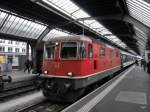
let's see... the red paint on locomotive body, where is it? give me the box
[42,36,121,78]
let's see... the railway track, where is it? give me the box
[17,101,69,112]
[0,85,36,99]
[0,77,39,100]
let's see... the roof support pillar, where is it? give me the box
[30,43,36,70]
[30,41,44,73]
[26,27,51,73]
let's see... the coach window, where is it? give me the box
[100,48,105,56]
[122,55,126,62]
[88,44,93,58]
[79,42,86,58]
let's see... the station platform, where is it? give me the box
[1,70,39,92]
[7,70,38,83]
[62,65,150,112]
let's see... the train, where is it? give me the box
[40,35,137,102]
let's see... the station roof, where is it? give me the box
[0,0,150,55]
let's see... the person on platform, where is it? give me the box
[135,60,138,66]
[141,59,147,71]
[24,59,30,73]
[141,59,144,67]
[29,60,33,73]
[147,60,150,75]
[143,59,147,71]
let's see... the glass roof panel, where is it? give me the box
[126,0,150,28]
[43,29,72,41]
[43,0,73,17]
[47,0,79,14]
[60,1,73,9]
[128,7,150,25]
[84,20,96,25]
[33,25,46,39]
[0,12,8,27]
[107,37,120,42]
[90,22,103,29]
[96,28,106,32]
[138,42,145,48]
[0,15,13,33]
[16,20,29,36]
[0,9,47,39]
[25,22,36,38]
[55,0,67,6]
[134,26,147,38]
[10,18,23,35]
[31,23,42,38]
[72,10,90,19]
[29,24,41,38]
[101,30,112,35]
[106,35,117,39]
[113,40,121,43]
[22,21,33,37]
[41,0,127,48]
[128,2,150,18]
[129,9,150,22]
[105,35,126,47]
[6,17,20,34]
[63,5,79,14]
[135,30,147,41]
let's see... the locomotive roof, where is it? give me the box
[121,50,136,57]
[47,35,92,43]
[46,35,116,49]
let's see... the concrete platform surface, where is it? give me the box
[7,70,38,82]
[62,66,150,112]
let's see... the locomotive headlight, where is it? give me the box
[67,72,73,77]
[55,42,59,46]
[44,70,48,74]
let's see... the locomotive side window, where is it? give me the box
[100,48,105,56]
[88,44,93,58]
[110,50,113,58]
[116,51,119,57]
[61,42,77,59]
[45,42,55,59]
[79,42,86,58]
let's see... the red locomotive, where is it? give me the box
[40,35,134,102]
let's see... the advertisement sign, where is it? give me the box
[12,56,19,66]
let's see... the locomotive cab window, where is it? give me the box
[88,44,93,58]
[45,42,55,59]
[61,42,77,59]
[79,42,86,58]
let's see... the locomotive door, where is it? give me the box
[110,50,113,68]
[88,44,95,71]
[100,47,106,70]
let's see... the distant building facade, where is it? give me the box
[0,39,31,69]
